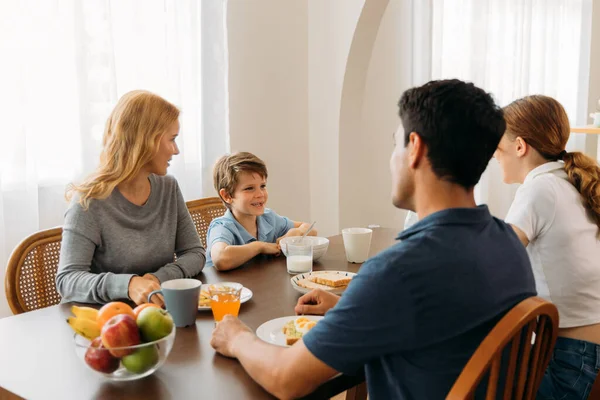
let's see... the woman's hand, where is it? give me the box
[128,276,164,307]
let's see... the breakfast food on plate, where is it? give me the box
[295,279,338,291]
[296,272,354,291]
[308,272,352,288]
[199,288,211,307]
[282,317,318,345]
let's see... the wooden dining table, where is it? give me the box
[0,228,398,400]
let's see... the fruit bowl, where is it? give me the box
[73,325,176,381]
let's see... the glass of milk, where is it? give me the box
[285,240,313,275]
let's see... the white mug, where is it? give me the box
[590,112,600,128]
[342,228,373,263]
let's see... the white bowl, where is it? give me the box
[280,236,329,261]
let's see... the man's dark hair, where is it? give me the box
[398,79,505,188]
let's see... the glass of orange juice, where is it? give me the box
[209,282,243,322]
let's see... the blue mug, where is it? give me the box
[148,279,202,327]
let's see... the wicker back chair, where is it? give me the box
[446,297,559,400]
[185,197,227,246]
[5,227,63,315]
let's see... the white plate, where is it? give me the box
[256,315,324,347]
[198,284,253,311]
[290,271,357,295]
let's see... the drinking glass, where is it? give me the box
[209,282,243,322]
[285,240,313,274]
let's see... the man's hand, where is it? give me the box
[294,289,340,316]
[260,242,281,256]
[128,276,164,307]
[211,315,254,358]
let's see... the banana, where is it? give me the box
[70,305,99,322]
[67,316,101,340]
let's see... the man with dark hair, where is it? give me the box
[210,79,536,399]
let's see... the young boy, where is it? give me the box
[206,152,316,270]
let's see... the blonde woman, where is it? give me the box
[56,91,206,306]
[495,95,600,400]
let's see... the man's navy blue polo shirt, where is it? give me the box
[303,205,536,399]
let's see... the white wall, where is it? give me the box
[307,0,364,237]
[586,0,600,160]
[227,0,311,222]
[346,0,411,230]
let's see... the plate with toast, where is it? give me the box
[256,315,324,347]
[198,284,253,310]
[290,270,356,295]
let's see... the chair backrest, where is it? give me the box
[185,197,227,246]
[446,296,559,400]
[589,374,600,399]
[5,227,63,315]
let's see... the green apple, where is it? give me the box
[121,345,159,374]
[136,307,174,342]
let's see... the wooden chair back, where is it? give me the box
[446,296,559,400]
[185,197,227,246]
[589,374,600,399]
[5,227,63,315]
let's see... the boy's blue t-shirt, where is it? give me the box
[205,208,294,267]
[302,205,536,400]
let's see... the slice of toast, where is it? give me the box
[282,320,303,345]
[282,318,318,346]
[296,278,348,291]
[308,272,353,288]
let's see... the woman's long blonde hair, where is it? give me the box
[68,90,180,209]
[503,95,600,232]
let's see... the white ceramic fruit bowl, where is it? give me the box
[280,236,329,261]
[73,327,176,381]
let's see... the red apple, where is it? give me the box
[101,314,141,357]
[84,337,120,374]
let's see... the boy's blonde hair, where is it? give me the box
[67,90,180,209]
[213,152,268,208]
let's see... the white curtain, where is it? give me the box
[429,0,593,218]
[0,0,229,317]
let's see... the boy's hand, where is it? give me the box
[260,242,281,256]
[276,228,302,244]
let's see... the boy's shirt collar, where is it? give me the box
[223,209,274,243]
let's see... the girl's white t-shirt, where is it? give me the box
[505,161,600,328]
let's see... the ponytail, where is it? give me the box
[563,151,600,233]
